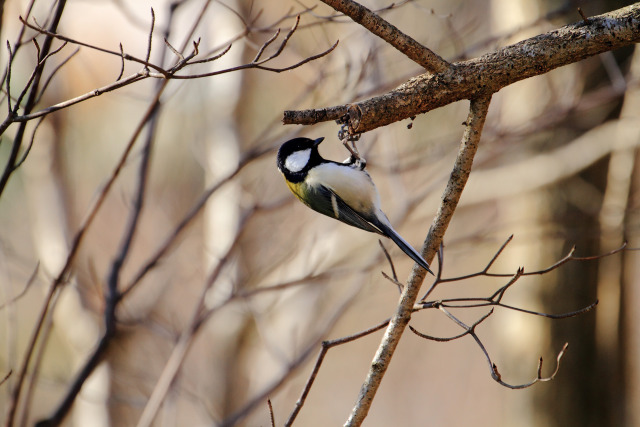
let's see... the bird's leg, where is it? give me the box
[337,117,365,169]
[350,140,366,170]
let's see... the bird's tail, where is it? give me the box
[376,221,434,275]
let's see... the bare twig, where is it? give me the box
[0,370,11,387]
[268,399,276,427]
[12,16,336,122]
[285,320,390,426]
[320,0,449,73]
[144,8,154,68]
[410,308,494,342]
[5,42,13,115]
[252,29,281,63]
[119,147,271,298]
[578,7,589,23]
[421,238,629,302]
[435,305,568,389]
[468,312,568,387]
[14,72,148,122]
[0,263,38,310]
[181,274,359,427]
[35,46,78,105]
[378,240,402,292]
[171,40,338,78]
[14,117,44,168]
[117,43,125,80]
[18,17,170,77]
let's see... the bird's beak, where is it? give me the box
[313,137,325,146]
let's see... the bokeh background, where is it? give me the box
[0,0,638,425]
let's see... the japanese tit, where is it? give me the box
[277,137,433,274]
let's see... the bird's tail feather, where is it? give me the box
[376,222,434,275]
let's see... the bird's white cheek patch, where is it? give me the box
[285,149,311,172]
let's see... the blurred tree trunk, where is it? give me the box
[540,27,637,427]
[22,114,109,425]
[618,44,640,427]
[201,0,252,420]
[490,0,555,425]
[623,138,640,427]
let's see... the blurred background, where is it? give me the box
[0,0,638,425]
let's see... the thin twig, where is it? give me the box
[422,240,629,299]
[0,370,11,386]
[119,147,271,298]
[284,320,389,426]
[0,263,39,310]
[117,43,125,81]
[320,0,449,73]
[252,29,280,63]
[14,117,45,168]
[379,240,402,292]
[144,8,155,68]
[268,399,275,427]
[19,16,170,77]
[35,45,77,105]
[436,305,568,389]
[13,21,336,122]
[409,308,494,342]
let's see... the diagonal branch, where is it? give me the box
[344,95,491,426]
[320,0,449,73]
[283,3,640,133]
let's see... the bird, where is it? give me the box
[277,136,433,275]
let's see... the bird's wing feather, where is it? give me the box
[370,218,433,274]
[303,184,384,235]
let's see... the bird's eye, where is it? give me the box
[285,148,311,172]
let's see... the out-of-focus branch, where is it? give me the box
[13,15,337,123]
[0,263,38,310]
[0,370,11,387]
[32,80,169,427]
[285,320,390,427]
[135,214,248,427]
[28,5,180,425]
[320,0,449,73]
[345,95,491,426]
[283,4,640,133]
[219,280,364,427]
[0,0,67,200]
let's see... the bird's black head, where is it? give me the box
[277,137,325,183]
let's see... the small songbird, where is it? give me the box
[277,137,433,274]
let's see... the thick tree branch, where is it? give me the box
[320,0,449,73]
[345,96,491,426]
[283,4,640,133]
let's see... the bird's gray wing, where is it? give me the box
[303,184,384,235]
[303,183,434,274]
